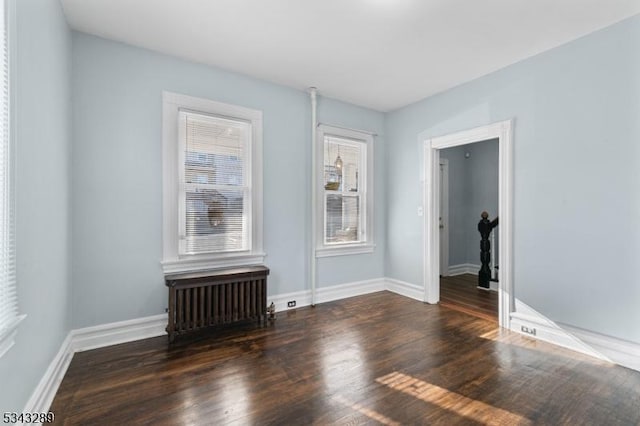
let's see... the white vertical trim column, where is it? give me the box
[422,143,440,303]
[497,120,514,328]
[309,87,318,306]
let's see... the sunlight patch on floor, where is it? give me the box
[376,371,531,425]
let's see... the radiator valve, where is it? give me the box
[268,302,276,321]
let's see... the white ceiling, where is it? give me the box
[61,0,640,112]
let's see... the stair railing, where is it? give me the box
[477,211,498,289]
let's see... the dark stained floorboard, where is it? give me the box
[50,291,640,425]
[440,273,498,322]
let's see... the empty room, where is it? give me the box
[1,0,640,424]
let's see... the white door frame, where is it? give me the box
[422,120,514,328]
[439,159,449,277]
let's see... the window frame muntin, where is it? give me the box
[0,0,23,360]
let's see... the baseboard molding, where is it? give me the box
[447,263,480,276]
[448,264,497,291]
[269,289,311,312]
[510,312,607,361]
[385,278,423,301]
[558,323,640,372]
[509,300,640,371]
[23,333,74,414]
[477,282,499,292]
[269,278,386,312]
[71,314,167,353]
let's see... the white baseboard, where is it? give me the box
[269,278,386,312]
[447,263,480,276]
[448,264,497,291]
[317,278,386,303]
[385,278,423,301]
[269,289,311,312]
[509,299,640,371]
[23,333,74,414]
[477,282,499,292]
[558,323,640,372]
[71,314,166,353]
[510,313,607,361]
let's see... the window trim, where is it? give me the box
[315,124,374,258]
[161,92,264,274]
[0,0,23,360]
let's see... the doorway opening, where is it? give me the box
[422,120,513,328]
[438,140,499,322]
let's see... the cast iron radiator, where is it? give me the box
[164,266,270,342]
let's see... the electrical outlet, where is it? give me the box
[287,300,296,308]
[521,325,537,336]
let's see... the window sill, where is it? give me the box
[316,244,375,258]
[161,252,266,275]
[0,314,26,359]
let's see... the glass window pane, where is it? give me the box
[184,189,246,253]
[184,112,247,186]
[324,137,361,192]
[325,194,360,244]
[185,152,243,186]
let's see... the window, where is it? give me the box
[316,125,374,257]
[162,92,264,273]
[0,0,21,359]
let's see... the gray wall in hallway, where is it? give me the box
[440,139,498,268]
[439,146,466,266]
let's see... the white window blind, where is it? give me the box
[178,111,251,255]
[0,0,19,358]
[323,136,365,245]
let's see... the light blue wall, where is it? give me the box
[71,33,386,328]
[386,14,640,343]
[0,0,72,412]
[316,98,386,286]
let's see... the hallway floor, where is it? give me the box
[440,273,498,322]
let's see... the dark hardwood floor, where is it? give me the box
[440,274,498,322]
[50,291,640,425]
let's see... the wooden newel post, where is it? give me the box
[478,211,498,289]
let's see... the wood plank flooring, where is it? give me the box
[440,274,498,322]
[50,291,640,425]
